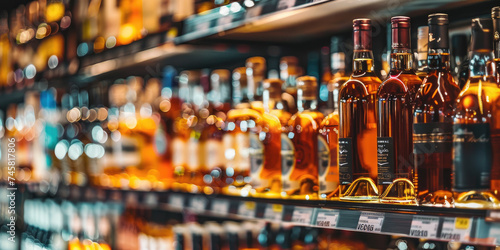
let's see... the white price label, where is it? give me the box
[440,217,472,241]
[291,207,313,225]
[277,0,296,10]
[190,197,207,212]
[316,209,340,228]
[410,216,439,238]
[211,199,230,215]
[217,15,233,27]
[264,204,283,221]
[245,6,262,19]
[195,22,210,33]
[144,193,158,206]
[357,212,384,232]
[169,194,184,209]
[238,202,256,218]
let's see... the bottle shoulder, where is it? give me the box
[289,110,324,129]
[320,112,339,127]
[414,71,461,105]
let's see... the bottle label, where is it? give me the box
[171,138,186,167]
[453,123,492,191]
[281,133,296,191]
[186,138,200,171]
[318,135,337,193]
[249,133,266,188]
[115,132,141,169]
[339,138,353,184]
[413,122,453,155]
[204,139,224,170]
[154,127,167,156]
[377,137,395,185]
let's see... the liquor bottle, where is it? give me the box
[377,16,421,204]
[493,7,500,84]
[453,18,500,208]
[246,56,267,113]
[416,26,429,80]
[339,19,381,201]
[285,76,324,198]
[320,36,349,116]
[280,56,302,114]
[318,104,340,199]
[413,13,460,206]
[451,34,469,89]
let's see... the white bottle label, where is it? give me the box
[249,133,266,188]
[186,138,200,171]
[171,138,186,167]
[281,133,296,192]
[204,139,224,170]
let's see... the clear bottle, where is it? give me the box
[339,19,381,201]
[246,56,267,113]
[416,26,429,80]
[377,16,421,204]
[321,36,349,116]
[413,14,460,206]
[285,76,324,199]
[453,18,500,208]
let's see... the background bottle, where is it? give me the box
[280,56,301,114]
[453,18,500,208]
[285,76,324,198]
[413,13,460,206]
[451,34,469,89]
[416,26,429,80]
[377,16,421,204]
[339,19,381,201]
[492,6,500,84]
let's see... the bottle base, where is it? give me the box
[339,177,380,202]
[419,190,454,207]
[379,178,417,205]
[454,190,500,209]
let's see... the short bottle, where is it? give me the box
[413,14,461,206]
[453,18,500,208]
[285,76,324,199]
[377,16,422,204]
[339,19,381,201]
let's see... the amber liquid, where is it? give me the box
[199,115,226,194]
[339,59,381,194]
[318,112,339,198]
[377,70,421,189]
[413,54,461,203]
[287,107,324,197]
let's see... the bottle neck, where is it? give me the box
[428,49,451,71]
[297,94,317,112]
[353,50,375,73]
[390,48,413,71]
[469,50,496,78]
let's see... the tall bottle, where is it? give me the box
[377,16,421,204]
[246,57,266,113]
[413,14,460,206]
[339,19,381,201]
[451,34,469,89]
[416,26,429,80]
[280,56,301,114]
[453,18,500,208]
[285,76,324,198]
[493,7,500,84]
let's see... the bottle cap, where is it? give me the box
[246,57,266,76]
[471,18,493,51]
[353,18,372,50]
[428,13,449,50]
[263,79,284,99]
[391,16,411,49]
[492,6,500,19]
[296,76,317,100]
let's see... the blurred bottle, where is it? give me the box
[285,76,324,198]
[451,34,469,89]
[0,13,11,88]
[280,56,302,114]
[492,6,500,84]
[118,0,143,45]
[416,26,429,80]
[246,56,267,112]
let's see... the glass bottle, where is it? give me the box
[413,14,460,206]
[453,18,500,208]
[280,56,302,114]
[321,36,349,116]
[377,16,422,204]
[339,19,381,201]
[451,34,469,89]
[285,76,324,199]
[416,26,429,80]
[246,56,267,113]
[493,7,500,84]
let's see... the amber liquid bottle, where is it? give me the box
[493,7,500,86]
[339,19,381,201]
[413,14,461,206]
[246,56,267,113]
[285,76,324,199]
[453,18,500,208]
[416,26,429,80]
[280,56,302,114]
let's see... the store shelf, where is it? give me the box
[17,182,500,246]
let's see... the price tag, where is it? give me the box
[264,204,283,221]
[189,197,207,212]
[169,194,184,209]
[277,0,296,10]
[195,22,210,34]
[316,209,340,228]
[217,15,233,27]
[291,207,313,225]
[144,193,158,207]
[238,201,256,218]
[440,217,472,241]
[357,212,384,233]
[211,199,230,215]
[409,216,439,238]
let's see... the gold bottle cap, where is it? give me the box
[296,76,317,100]
[263,78,284,99]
